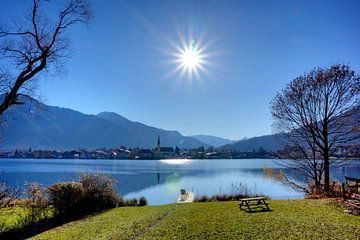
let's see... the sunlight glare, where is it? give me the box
[180,44,201,71]
[160,159,192,165]
[173,39,207,80]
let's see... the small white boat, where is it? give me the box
[176,189,194,203]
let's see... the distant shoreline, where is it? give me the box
[0,157,359,161]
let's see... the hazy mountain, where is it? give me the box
[221,134,283,152]
[191,135,236,148]
[96,111,208,149]
[222,106,360,152]
[0,98,207,150]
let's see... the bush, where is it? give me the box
[25,183,49,222]
[124,198,138,206]
[47,174,122,220]
[195,195,209,202]
[306,180,346,199]
[215,194,230,201]
[194,193,258,202]
[138,196,147,206]
[14,183,50,230]
[47,182,84,220]
[80,173,121,212]
[0,178,19,207]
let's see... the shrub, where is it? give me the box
[0,179,19,207]
[307,180,346,199]
[14,183,50,230]
[47,182,84,220]
[80,173,121,212]
[194,193,260,202]
[124,198,138,206]
[215,194,230,201]
[195,195,209,202]
[25,183,49,223]
[47,174,122,219]
[138,196,147,206]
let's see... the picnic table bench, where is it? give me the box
[239,197,270,212]
[347,201,360,210]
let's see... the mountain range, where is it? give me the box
[220,134,283,152]
[3,97,356,151]
[0,95,283,151]
[221,105,360,152]
[190,135,237,148]
[0,98,208,150]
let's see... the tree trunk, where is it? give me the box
[323,152,330,193]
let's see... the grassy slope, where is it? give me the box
[30,204,174,240]
[143,200,360,240]
[31,200,359,240]
[0,207,29,232]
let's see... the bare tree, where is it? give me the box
[0,175,19,207]
[276,138,325,192]
[0,0,93,116]
[271,64,360,193]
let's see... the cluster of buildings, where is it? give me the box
[2,139,358,160]
[275,143,360,160]
[0,136,275,160]
[333,144,360,159]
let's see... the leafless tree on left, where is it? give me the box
[0,0,93,116]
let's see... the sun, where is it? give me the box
[179,44,202,71]
[173,40,206,80]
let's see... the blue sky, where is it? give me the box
[1,0,360,140]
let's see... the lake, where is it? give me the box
[1,158,360,205]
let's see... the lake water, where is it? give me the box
[1,158,360,205]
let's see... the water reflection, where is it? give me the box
[159,159,193,165]
[0,158,359,205]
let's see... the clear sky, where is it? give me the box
[1,0,360,140]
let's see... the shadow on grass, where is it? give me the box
[0,211,105,240]
[239,205,273,213]
[0,217,60,240]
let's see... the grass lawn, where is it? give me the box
[0,207,30,232]
[22,200,360,239]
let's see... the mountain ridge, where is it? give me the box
[0,98,208,150]
[220,134,283,152]
[190,135,236,148]
[222,106,360,152]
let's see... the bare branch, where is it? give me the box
[271,64,360,193]
[0,0,93,116]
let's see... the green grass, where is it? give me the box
[30,204,175,240]
[143,200,360,240]
[0,207,29,231]
[21,200,360,239]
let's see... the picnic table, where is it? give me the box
[345,176,360,194]
[343,176,360,213]
[239,197,270,212]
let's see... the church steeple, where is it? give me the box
[156,136,161,157]
[157,135,160,148]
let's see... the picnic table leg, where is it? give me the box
[239,201,243,210]
[262,200,270,211]
[245,201,252,212]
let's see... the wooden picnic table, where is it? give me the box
[345,176,360,194]
[239,197,270,212]
[343,176,360,213]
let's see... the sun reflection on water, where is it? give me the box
[159,159,193,165]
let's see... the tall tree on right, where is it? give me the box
[271,64,360,193]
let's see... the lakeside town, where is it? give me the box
[1,136,360,160]
[0,146,274,159]
[0,136,275,160]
